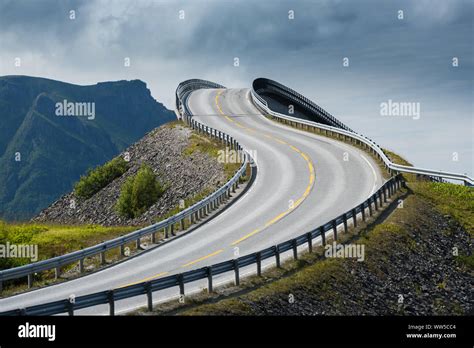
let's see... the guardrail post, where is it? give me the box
[180,219,185,231]
[170,224,175,236]
[120,244,125,257]
[178,274,185,296]
[79,259,84,273]
[256,253,262,276]
[67,300,74,316]
[343,214,348,233]
[383,188,387,203]
[368,198,373,216]
[233,260,240,286]
[332,220,338,241]
[164,226,169,238]
[27,274,33,288]
[0,280,2,292]
[361,203,366,222]
[292,239,298,260]
[374,194,379,211]
[275,246,281,268]
[100,251,106,265]
[207,267,213,293]
[306,232,313,253]
[320,226,326,246]
[108,290,115,316]
[151,231,156,243]
[146,282,153,311]
[352,209,357,227]
[55,267,60,280]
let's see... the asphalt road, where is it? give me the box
[0,88,384,315]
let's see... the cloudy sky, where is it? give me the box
[0,0,472,176]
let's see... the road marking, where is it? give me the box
[214,90,316,246]
[181,249,224,267]
[231,228,261,246]
[117,271,169,288]
[360,154,377,195]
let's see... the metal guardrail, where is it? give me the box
[250,79,473,186]
[175,79,225,116]
[0,78,407,316]
[0,81,248,291]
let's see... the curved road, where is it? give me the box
[0,88,384,315]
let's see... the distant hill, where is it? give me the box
[0,75,175,221]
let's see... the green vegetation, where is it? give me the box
[183,133,243,180]
[0,220,135,270]
[116,164,165,219]
[74,157,129,199]
[410,181,474,235]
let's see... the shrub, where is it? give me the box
[116,164,164,219]
[74,157,129,199]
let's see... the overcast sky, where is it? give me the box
[0,0,472,175]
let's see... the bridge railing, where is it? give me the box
[253,78,353,131]
[250,82,473,186]
[0,80,248,291]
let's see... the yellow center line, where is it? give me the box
[231,229,261,246]
[214,90,316,246]
[117,271,169,289]
[181,249,224,267]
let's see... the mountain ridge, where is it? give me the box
[0,75,175,220]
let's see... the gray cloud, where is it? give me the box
[0,0,472,175]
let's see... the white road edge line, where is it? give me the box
[360,154,377,196]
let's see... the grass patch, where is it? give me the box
[409,181,474,235]
[183,133,243,180]
[0,221,135,269]
[183,133,221,158]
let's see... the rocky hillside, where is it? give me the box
[0,75,175,221]
[33,123,227,226]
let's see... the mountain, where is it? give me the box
[0,75,175,221]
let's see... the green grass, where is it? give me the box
[0,221,135,268]
[383,148,417,182]
[183,133,243,180]
[409,181,474,235]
